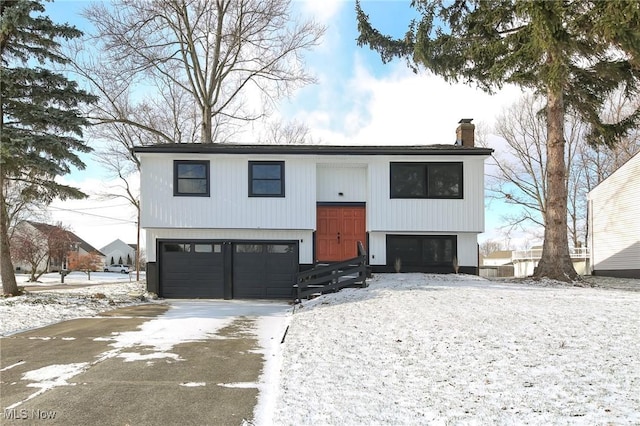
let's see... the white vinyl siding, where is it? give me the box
[588,153,640,272]
[368,157,486,232]
[140,154,315,230]
[139,150,489,270]
[316,164,367,202]
[140,153,486,233]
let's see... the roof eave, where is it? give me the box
[132,143,494,156]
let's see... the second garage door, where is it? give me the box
[159,240,298,299]
[233,242,298,298]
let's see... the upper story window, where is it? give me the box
[390,162,463,199]
[174,160,210,196]
[249,161,284,197]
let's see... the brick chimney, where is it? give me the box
[455,118,475,147]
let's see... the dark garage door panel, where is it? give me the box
[160,245,224,298]
[160,241,298,299]
[233,243,297,299]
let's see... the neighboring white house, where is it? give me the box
[479,250,514,278]
[11,221,104,273]
[480,247,590,278]
[481,250,513,267]
[100,239,137,267]
[588,152,640,278]
[511,246,590,278]
[134,120,493,299]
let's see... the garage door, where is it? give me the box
[233,243,298,299]
[160,242,224,298]
[159,240,298,299]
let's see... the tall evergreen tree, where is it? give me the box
[1,0,97,295]
[356,0,640,281]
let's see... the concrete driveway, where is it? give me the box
[1,301,291,425]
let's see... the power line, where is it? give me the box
[48,206,137,224]
[53,203,132,211]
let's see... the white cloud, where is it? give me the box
[298,0,345,24]
[295,58,523,146]
[282,55,528,241]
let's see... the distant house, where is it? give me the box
[588,152,640,278]
[481,250,512,267]
[134,120,495,299]
[100,239,137,267]
[11,221,105,273]
[479,250,514,278]
[511,245,590,278]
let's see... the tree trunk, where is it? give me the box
[135,207,140,282]
[202,105,212,144]
[534,88,579,281]
[0,174,20,295]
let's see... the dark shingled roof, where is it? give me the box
[133,143,493,156]
[27,221,104,256]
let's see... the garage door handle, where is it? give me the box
[337,232,341,243]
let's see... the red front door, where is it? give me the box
[316,206,366,262]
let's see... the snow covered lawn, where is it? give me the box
[2,272,639,424]
[0,272,150,336]
[271,274,640,425]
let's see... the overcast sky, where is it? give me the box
[44,0,530,251]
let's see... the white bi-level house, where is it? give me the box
[134,120,493,299]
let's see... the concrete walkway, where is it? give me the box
[1,303,286,425]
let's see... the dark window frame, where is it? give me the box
[174,160,210,197]
[248,161,285,197]
[390,162,463,199]
[386,235,458,268]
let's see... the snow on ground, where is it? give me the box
[95,300,291,364]
[0,272,150,336]
[2,272,639,424]
[12,271,143,287]
[269,274,640,425]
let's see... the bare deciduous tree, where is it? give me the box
[62,0,323,280]
[2,180,47,240]
[10,225,49,282]
[479,240,505,257]
[486,93,640,249]
[488,95,551,232]
[580,92,640,191]
[93,140,142,279]
[259,119,316,145]
[82,0,325,144]
[10,222,75,282]
[488,94,587,246]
